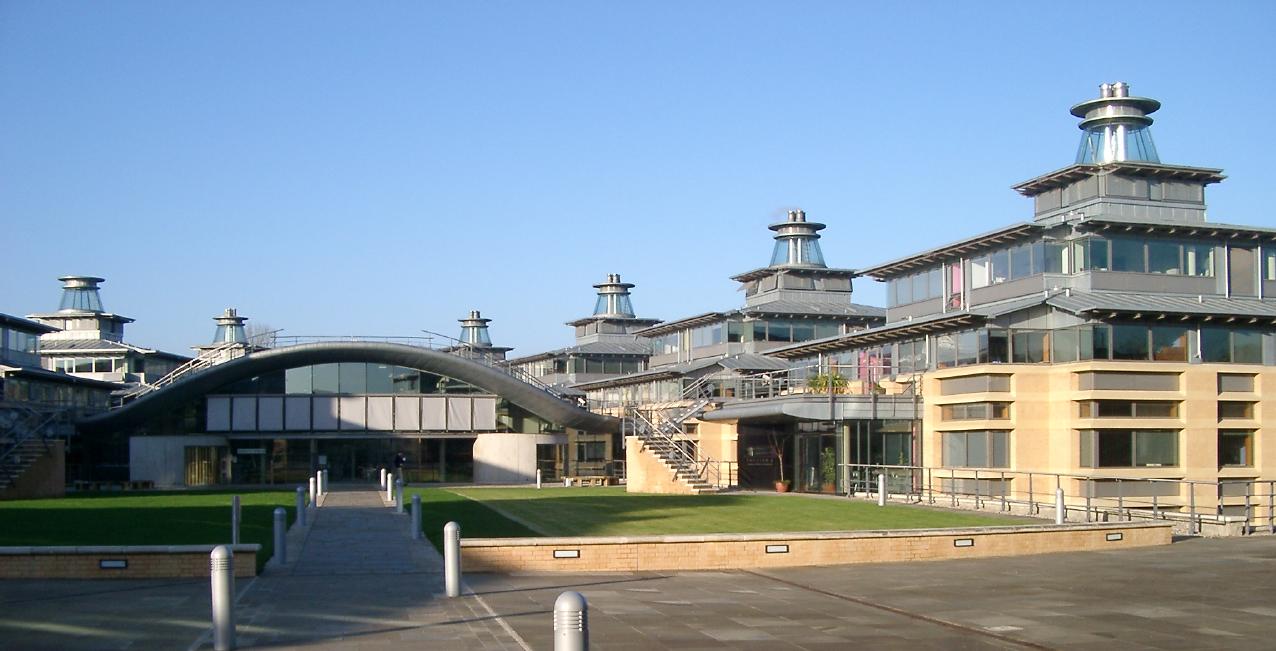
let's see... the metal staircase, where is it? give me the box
[115,342,247,404]
[0,405,64,492]
[624,375,727,493]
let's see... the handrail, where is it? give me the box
[0,405,61,469]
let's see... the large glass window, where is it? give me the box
[982,329,1009,363]
[956,330,979,367]
[1265,249,1276,281]
[1186,243,1216,277]
[1219,430,1253,467]
[1052,327,1078,362]
[1111,325,1149,360]
[367,364,394,393]
[339,362,367,394]
[942,431,1009,468]
[941,402,1010,420]
[312,364,339,393]
[1078,400,1179,418]
[1011,331,1046,363]
[1110,238,1145,272]
[971,257,991,289]
[285,366,312,394]
[935,334,957,369]
[1150,326,1188,361]
[1081,429,1178,467]
[989,250,1010,284]
[1147,241,1182,274]
[1201,328,1265,363]
[1009,244,1032,280]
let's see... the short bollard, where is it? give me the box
[1055,488,1066,524]
[380,467,387,490]
[444,521,461,598]
[536,468,543,490]
[385,473,394,502]
[877,473,886,507]
[564,477,571,488]
[411,494,422,540]
[309,477,317,507]
[273,507,287,565]
[210,545,236,651]
[315,471,323,498]
[321,469,329,494]
[295,487,307,527]
[553,591,588,651]
[395,477,405,514]
[230,495,241,545]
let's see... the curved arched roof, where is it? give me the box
[78,342,621,434]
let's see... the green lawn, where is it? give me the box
[0,490,297,570]
[410,486,1032,547]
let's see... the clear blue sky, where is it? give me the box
[3,2,1274,356]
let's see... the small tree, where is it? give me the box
[807,373,848,393]
[767,432,788,486]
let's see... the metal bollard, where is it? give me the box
[553,591,589,651]
[537,468,543,490]
[444,521,461,598]
[273,507,287,566]
[315,470,323,498]
[395,477,405,514]
[309,477,317,507]
[231,495,241,545]
[296,487,307,527]
[322,469,329,494]
[1055,488,1066,524]
[380,467,387,490]
[877,473,886,507]
[411,494,422,540]
[564,477,571,488]
[386,472,394,502]
[210,545,236,651]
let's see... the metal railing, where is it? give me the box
[0,405,64,488]
[840,463,1276,535]
[116,341,248,403]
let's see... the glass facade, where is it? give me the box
[1075,124,1159,164]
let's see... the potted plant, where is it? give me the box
[807,373,848,394]
[820,447,837,493]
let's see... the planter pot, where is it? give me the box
[822,483,836,493]
[775,481,790,493]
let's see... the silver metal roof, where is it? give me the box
[1047,291,1276,320]
[741,300,885,318]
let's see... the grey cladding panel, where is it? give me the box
[1217,373,1255,393]
[1077,371,1179,391]
[940,375,1011,395]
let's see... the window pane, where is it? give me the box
[1111,325,1149,360]
[943,432,965,467]
[1044,243,1065,274]
[971,257,990,288]
[1201,328,1231,362]
[1186,244,1215,277]
[1147,241,1182,274]
[1053,328,1078,362]
[1097,430,1133,467]
[1110,238,1145,272]
[1233,330,1262,363]
[1093,326,1112,360]
[312,364,339,393]
[986,329,1009,364]
[1030,242,1046,276]
[366,364,394,393]
[935,334,957,369]
[989,431,1009,468]
[1219,431,1252,466]
[912,273,928,301]
[956,330,978,366]
[990,250,1010,284]
[967,431,988,467]
[1134,430,1177,466]
[339,362,367,393]
[1011,331,1046,363]
[928,268,943,298]
[1150,326,1188,361]
[285,366,312,394]
[1090,237,1110,271]
[1080,430,1095,467]
[1071,240,1088,273]
[1009,244,1033,280]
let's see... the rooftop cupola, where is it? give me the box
[58,276,106,312]
[211,308,248,345]
[592,274,637,318]
[458,310,494,347]
[768,210,827,268]
[1071,82,1161,164]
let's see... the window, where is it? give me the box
[1011,331,1047,363]
[575,441,606,462]
[1080,429,1178,467]
[1186,244,1216,277]
[956,330,979,367]
[1111,325,1149,360]
[1009,244,1032,280]
[1110,238,1145,272]
[1218,430,1253,467]
[989,250,1010,284]
[982,329,1009,363]
[942,431,1009,468]
[971,257,991,289]
[1052,327,1078,362]
[1150,326,1188,361]
[1201,328,1265,363]
[1078,400,1179,418]
[941,402,1010,420]
[1266,249,1276,281]
[1147,241,1181,274]
[1218,401,1254,420]
[935,334,957,369]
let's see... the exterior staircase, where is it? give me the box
[0,405,64,493]
[625,375,726,493]
[115,341,247,405]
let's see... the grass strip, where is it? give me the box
[0,490,296,571]
[407,487,540,552]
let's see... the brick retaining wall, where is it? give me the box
[461,523,1170,573]
[0,544,260,579]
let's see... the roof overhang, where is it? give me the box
[858,223,1040,280]
[730,267,858,283]
[1012,162,1226,197]
[633,312,729,337]
[1078,217,1276,242]
[769,313,982,358]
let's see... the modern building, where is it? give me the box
[28,276,189,385]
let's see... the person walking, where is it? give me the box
[393,452,406,480]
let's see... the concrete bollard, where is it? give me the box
[537,468,543,490]
[315,470,323,498]
[210,545,236,651]
[380,467,387,490]
[385,472,394,502]
[877,473,886,507]
[296,487,307,527]
[321,469,329,494]
[444,521,461,598]
[273,507,287,566]
[395,477,405,514]
[553,591,589,651]
[231,495,241,545]
[1055,488,1066,524]
[564,477,571,488]
[411,494,422,540]
[309,477,317,507]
